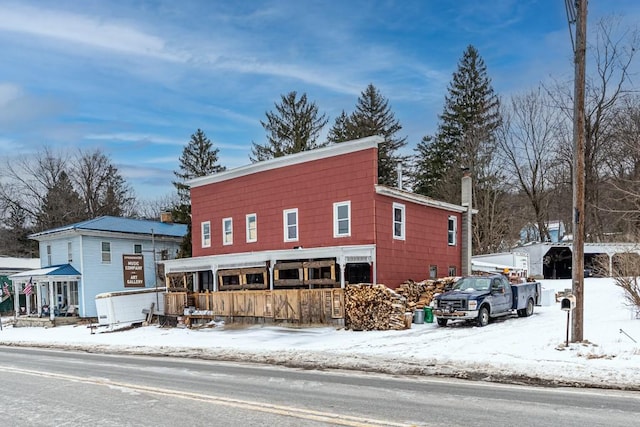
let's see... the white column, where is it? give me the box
[13,281,20,318]
[49,280,55,321]
[269,264,274,291]
[36,282,42,316]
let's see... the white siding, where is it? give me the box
[37,234,181,318]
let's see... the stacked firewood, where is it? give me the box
[396,277,457,310]
[344,277,459,331]
[344,284,409,331]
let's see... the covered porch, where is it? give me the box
[9,264,82,323]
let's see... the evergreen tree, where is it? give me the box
[37,170,84,231]
[326,110,351,143]
[172,129,226,258]
[327,84,407,187]
[413,45,505,254]
[173,129,226,204]
[250,91,328,162]
[413,45,501,202]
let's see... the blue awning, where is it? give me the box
[9,264,81,281]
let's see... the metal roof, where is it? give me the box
[29,216,187,239]
[10,264,81,280]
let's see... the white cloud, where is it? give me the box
[0,4,186,62]
[86,133,184,146]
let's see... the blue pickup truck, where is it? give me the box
[433,274,541,327]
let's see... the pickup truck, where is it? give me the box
[433,274,541,327]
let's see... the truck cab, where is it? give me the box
[433,274,539,327]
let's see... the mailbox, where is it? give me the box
[561,294,576,311]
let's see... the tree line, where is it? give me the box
[1,17,638,259]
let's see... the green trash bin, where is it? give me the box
[423,306,434,323]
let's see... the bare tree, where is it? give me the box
[604,96,640,239]
[0,146,137,255]
[71,148,136,218]
[0,147,68,223]
[497,87,564,242]
[137,193,180,221]
[547,17,639,240]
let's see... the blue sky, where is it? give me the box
[1,1,639,202]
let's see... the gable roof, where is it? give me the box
[29,216,187,240]
[188,135,383,188]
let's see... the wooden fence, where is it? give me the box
[165,288,344,326]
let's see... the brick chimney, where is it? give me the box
[160,212,173,223]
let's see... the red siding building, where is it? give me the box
[164,136,469,290]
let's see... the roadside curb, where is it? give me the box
[3,341,639,392]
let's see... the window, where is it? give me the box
[448,216,457,246]
[46,245,52,265]
[223,217,233,245]
[429,265,437,279]
[283,208,298,242]
[101,242,111,264]
[333,201,351,237]
[67,242,72,263]
[393,203,405,240]
[448,266,457,276]
[68,281,79,306]
[246,214,257,243]
[134,244,143,254]
[201,221,211,248]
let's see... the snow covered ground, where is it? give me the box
[1,278,639,390]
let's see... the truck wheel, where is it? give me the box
[517,298,535,317]
[437,318,448,327]
[525,298,534,316]
[477,306,490,327]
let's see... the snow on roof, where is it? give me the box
[29,216,187,240]
[10,264,81,279]
[0,256,40,271]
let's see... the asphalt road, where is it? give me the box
[0,346,638,427]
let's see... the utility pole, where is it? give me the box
[567,0,587,342]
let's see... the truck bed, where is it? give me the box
[510,282,541,310]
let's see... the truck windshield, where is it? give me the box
[452,277,491,292]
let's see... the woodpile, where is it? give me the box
[396,277,457,311]
[344,277,459,331]
[345,284,408,330]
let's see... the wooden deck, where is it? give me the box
[166,289,345,327]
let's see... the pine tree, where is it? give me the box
[173,129,226,204]
[413,45,506,254]
[413,45,501,203]
[250,91,328,162]
[37,170,85,231]
[172,129,226,257]
[326,110,351,143]
[327,84,407,187]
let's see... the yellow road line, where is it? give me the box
[1,367,419,427]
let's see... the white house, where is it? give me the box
[10,216,187,320]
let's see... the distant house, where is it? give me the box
[161,136,473,292]
[520,220,566,244]
[9,216,187,319]
[0,257,40,313]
